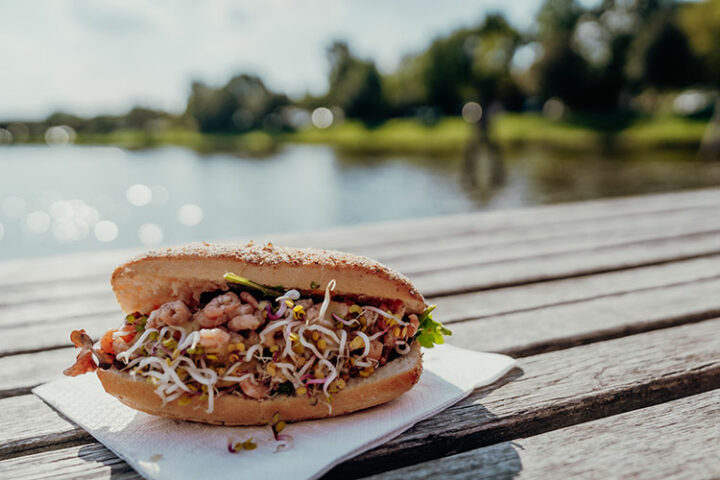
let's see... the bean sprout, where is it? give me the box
[363,306,409,326]
[314,280,336,325]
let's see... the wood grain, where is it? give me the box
[433,254,720,321]
[0,443,138,479]
[0,348,76,398]
[2,319,718,475]
[447,276,720,356]
[412,231,720,296]
[366,390,720,480]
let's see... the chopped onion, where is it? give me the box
[395,340,411,355]
[274,433,293,452]
[305,378,327,385]
[266,302,287,320]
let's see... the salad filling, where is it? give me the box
[66,273,449,413]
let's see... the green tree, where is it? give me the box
[186,74,288,133]
[626,12,700,90]
[679,0,720,87]
[325,41,388,124]
[386,13,521,116]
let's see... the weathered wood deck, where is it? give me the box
[1,188,719,479]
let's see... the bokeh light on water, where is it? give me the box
[2,143,720,260]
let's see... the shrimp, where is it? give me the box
[245,330,261,345]
[239,291,259,308]
[368,339,383,362]
[198,328,231,351]
[408,314,420,337]
[227,313,263,331]
[305,305,321,323]
[63,330,97,376]
[240,376,269,399]
[295,299,313,310]
[195,292,242,328]
[383,330,396,348]
[147,300,192,329]
[331,302,349,318]
[112,337,131,354]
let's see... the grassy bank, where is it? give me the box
[20,113,711,156]
[287,113,709,154]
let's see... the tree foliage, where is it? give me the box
[186,74,289,133]
[325,42,388,125]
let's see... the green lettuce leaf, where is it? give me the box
[223,272,285,297]
[415,305,451,348]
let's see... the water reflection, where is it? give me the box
[1,144,719,260]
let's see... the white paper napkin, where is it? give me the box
[34,344,516,480]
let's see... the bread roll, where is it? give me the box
[82,242,429,425]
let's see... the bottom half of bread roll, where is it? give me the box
[97,343,421,425]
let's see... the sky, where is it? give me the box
[0,0,545,120]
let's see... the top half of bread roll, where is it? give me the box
[111,242,427,315]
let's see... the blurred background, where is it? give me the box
[2,0,720,261]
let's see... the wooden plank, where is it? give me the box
[3,253,719,340]
[448,276,720,356]
[365,390,720,480]
[433,254,720,321]
[4,212,720,315]
[2,214,720,329]
[2,319,719,474]
[0,296,116,327]
[0,349,76,398]
[386,207,720,274]
[4,263,720,360]
[0,443,138,479]
[3,205,715,307]
[320,206,720,268]
[2,189,720,289]
[0,395,89,460]
[0,280,111,308]
[271,188,720,254]
[0,312,120,357]
[1,253,719,362]
[413,231,720,296]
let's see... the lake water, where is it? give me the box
[2,143,720,260]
